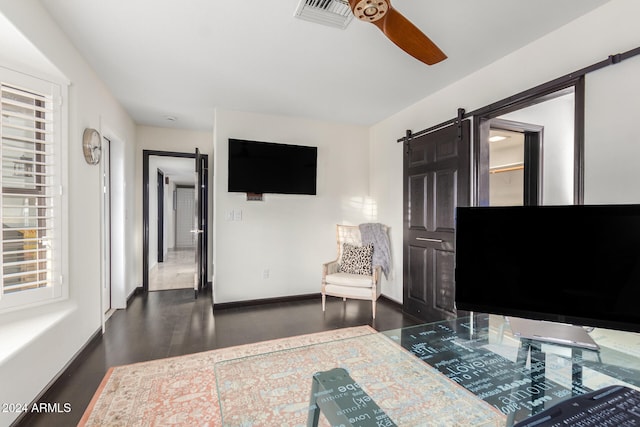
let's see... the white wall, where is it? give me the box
[370,0,640,303]
[0,1,137,425]
[136,125,214,282]
[500,93,575,205]
[213,109,370,303]
[585,54,640,203]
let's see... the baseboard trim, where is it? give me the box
[213,293,404,311]
[10,328,103,427]
[213,293,321,310]
[379,294,402,309]
[127,286,143,305]
[377,296,424,323]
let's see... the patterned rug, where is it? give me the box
[79,327,377,426]
[80,326,506,426]
[215,333,505,426]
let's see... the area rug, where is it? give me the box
[79,326,377,426]
[215,332,505,426]
[80,326,506,426]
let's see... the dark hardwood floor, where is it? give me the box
[14,288,421,427]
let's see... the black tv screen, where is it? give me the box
[455,204,640,332]
[228,138,317,195]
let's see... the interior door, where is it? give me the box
[192,148,207,297]
[102,137,111,314]
[403,120,470,322]
[157,170,164,263]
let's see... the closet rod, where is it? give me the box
[490,164,524,174]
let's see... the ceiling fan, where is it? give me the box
[348,0,447,65]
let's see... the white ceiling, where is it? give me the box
[153,156,195,185]
[37,0,609,130]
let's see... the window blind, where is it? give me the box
[0,82,58,300]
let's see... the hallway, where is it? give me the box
[149,248,196,291]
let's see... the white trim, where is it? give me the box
[99,121,126,310]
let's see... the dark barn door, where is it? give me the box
[403,120,470,322]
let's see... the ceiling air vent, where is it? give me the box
[294,0,354,29]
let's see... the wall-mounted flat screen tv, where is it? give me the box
[455,204,640,333]
[228,138,317,195]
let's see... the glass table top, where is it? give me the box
[214,314,640,426]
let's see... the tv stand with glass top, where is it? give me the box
[307,368,395,427]
[215,314,640,426]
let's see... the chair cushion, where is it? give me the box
[324,283,375,299]
[339,243,372,275]
[325,272,373,288]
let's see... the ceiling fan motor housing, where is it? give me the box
[350,0,389,22]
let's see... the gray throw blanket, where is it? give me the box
[359,223,391,278]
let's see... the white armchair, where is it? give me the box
[321,224,388,319]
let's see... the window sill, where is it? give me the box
[0,300,77,364]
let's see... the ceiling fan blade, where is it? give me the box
[348,0,447,66]
[381,7,447,65]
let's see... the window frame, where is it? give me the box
[0,66,68,312]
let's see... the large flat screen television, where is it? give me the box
[455,204,640,333]
[228,138,317,195]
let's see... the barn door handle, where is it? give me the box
[416,237,443,243]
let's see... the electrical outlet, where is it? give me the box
[263,269,269,279]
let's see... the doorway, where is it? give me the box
[474,85,582,206]
[489,128,525,205]
[488,118,543,206]
[143,150,209,295]
[149,182,197,292]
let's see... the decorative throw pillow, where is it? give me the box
[339,243,373,275]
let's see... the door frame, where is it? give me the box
[99,124,126,331]
[487,118,543,206]
[472,81,585,206]
[142,149,209,292]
